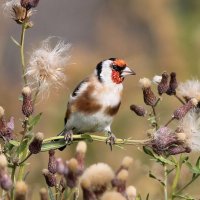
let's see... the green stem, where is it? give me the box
[20,23,27,85]
[33,82,41,105]
[171,155,182,198]
[164,164,168,200]
[152,106,158,130]
[18,152,32,166]
[10,165,16,200]
[174,94,185,105]
[175,174,200,195]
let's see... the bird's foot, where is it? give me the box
[106,132,116,151]
[64,130,73,144]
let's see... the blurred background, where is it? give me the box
[1,0,200,199]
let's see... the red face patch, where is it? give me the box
[112,70,124,84]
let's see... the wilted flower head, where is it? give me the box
[166,72,178,95]
[20,0,39,10]
[26,38,71,97]
[177,79,200,102]
[3,0,33,24]
[130,104,147,117]
[157,72,169,95]
[179,109,200,151]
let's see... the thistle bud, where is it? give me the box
[28,132,44,154]
[56,158,65,175]
[80,179,96,200]
[166,72,178,95]
[48,150,57,174]
[126,186,137,200]
[139,78,157,106]
[173,98,198,120]
[40,188,48,200]
[0,173,13,191]
[21,0,39,10]
[66,158,79,188]
[76,141,87,173]
[130,104,147,117]
[14,181,27,200]
[42,169,56,187]
[157,72,169,95]
[0,107,5,119]
[121,156,133,170]
[22,86,33,117]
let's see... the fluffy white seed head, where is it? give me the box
[2,0,20,13]
[121,156,133,169]
[176,132,187,141]
[76,141,87,154]
[35,132,44,141]
[177,79,200,101]
[117,169,129,181]
[152,75,162,84]
[126,186,137,200]
[101,191,126,200]
[139,78,151,88]
[179,110,200,151]
[191,98,198,106]
[80,163,114,191]
[80,177,91,189]
[26,37,71,97]
[0,154,8,169]
[0,107,5,118]
[15,181,28,196]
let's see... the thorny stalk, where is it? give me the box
[164,164,168,200]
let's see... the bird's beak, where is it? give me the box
[121,67,136,77]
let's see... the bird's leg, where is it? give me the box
[106,131,116,151]
[63,129,73,144]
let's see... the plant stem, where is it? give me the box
[176,174,200,195]
[174,95,185,105]
[10,165,16,200]
[20,23,27,85]
[164,117,175,127]
[171,155,182,199]
[152,106,158,130]
[18,152,32,166]
[164,164,168,200]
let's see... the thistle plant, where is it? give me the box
[1,0,200,200]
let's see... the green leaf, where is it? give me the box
[149,171,165,186]
[11,36,21,47]
[17,139,29,157]
[173,194,194,200]
[186,162,200,174]
[9,140,20,147]
[143,146,154,157]
[18,95,23,101]
[146,194,150,200]
[136,194,142,200]
[28,113,42,131]
[48,187,56,200]
[195,156,200,169]
[41,140,67,152]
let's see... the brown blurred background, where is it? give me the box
[1,0,200,199]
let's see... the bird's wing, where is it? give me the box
[64,77,89,125]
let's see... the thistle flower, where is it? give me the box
[3,0,33,24]
[177,79,200,102]
[126,186,137,200]
[42,169,56,187]
[22,86,33,117]
[139,78,157,106]
[48,149,57,174]
[28,132,44,154]
[81,163,114,196]
[26,38,71,97]
[157,72,169,95]
[130,104,147,117]
[173,98,198,120]
[166,72,178,95]
[101,191,126,200]
[178,110,200,152]
[14,181,27,200]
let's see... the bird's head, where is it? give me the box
[95,58,136,84]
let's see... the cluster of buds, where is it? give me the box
[0,106,14,141]
[80,156,136,200]
[42,141,87,191]
[0,154,12,191]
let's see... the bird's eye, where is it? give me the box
[112,65,119,71]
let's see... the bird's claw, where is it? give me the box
[64,130,73,144]
[106,133,116,151]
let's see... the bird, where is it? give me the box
[58,58,135,150]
